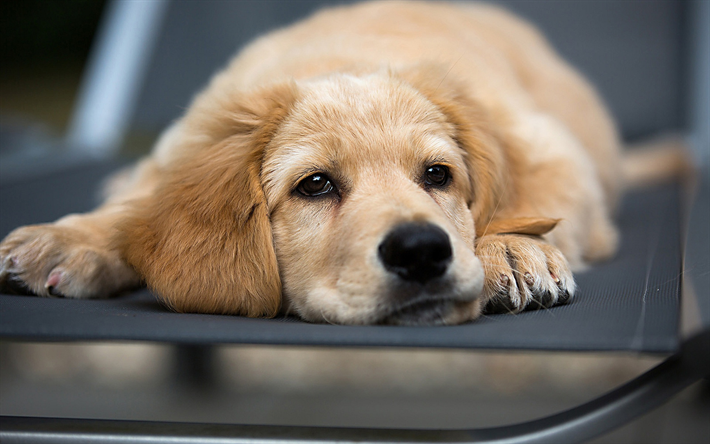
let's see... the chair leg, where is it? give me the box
[173,344,217,391]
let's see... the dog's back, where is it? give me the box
[220,1,622,206]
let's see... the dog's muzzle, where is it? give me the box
[378,222,452,284]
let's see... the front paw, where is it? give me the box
[0,224,136,298]
[475,234,575,313]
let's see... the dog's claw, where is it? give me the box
[487,293,519,313]
[45,270,65,297]
[500,274,510,287]
[557,287,572,304]
[524,272,534,287]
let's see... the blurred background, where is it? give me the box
[0,0,708,442]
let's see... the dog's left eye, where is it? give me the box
[424,165,451,187]
[297,173,336,197]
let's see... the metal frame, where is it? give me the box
[65,0,169,158]
[1,332,707,444]
[688,0,710,165]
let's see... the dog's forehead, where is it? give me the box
[266,74,460,165]
[261,74,465,205]
[293,73,446,131]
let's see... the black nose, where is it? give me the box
[378,223,453,284]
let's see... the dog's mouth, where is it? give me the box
[380,297,458,326]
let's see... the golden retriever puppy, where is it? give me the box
[0,1,623,325]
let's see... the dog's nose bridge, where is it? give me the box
[345,177,459,252]
[365,177,444,219]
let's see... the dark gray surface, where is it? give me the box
[0,162,682,352]
[133,0,685,142]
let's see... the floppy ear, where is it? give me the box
[475,217,561,238]
[116,83,297,317]
[396,65,519,230]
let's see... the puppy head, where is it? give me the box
[262,71,494,325]
[120,67,519,324]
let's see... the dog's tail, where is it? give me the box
[622,135,695,189]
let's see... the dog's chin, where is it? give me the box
[378,275,483,325]
[380,298,479,326]
[286,277,482,325]
[381,299,456,326]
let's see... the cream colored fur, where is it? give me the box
[1,1,637,324]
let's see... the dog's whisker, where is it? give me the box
[434,55,464,92]
[283,303,295,318]
[319,308,337,325]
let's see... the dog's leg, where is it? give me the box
[475,111,619,313]
[0,159,158,298]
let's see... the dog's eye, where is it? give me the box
[297,173,336,197]
[424,165,450,187]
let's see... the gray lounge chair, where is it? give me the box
[1,1,708,442]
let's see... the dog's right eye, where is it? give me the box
[424,165,451,188]
[296,173,336,197]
